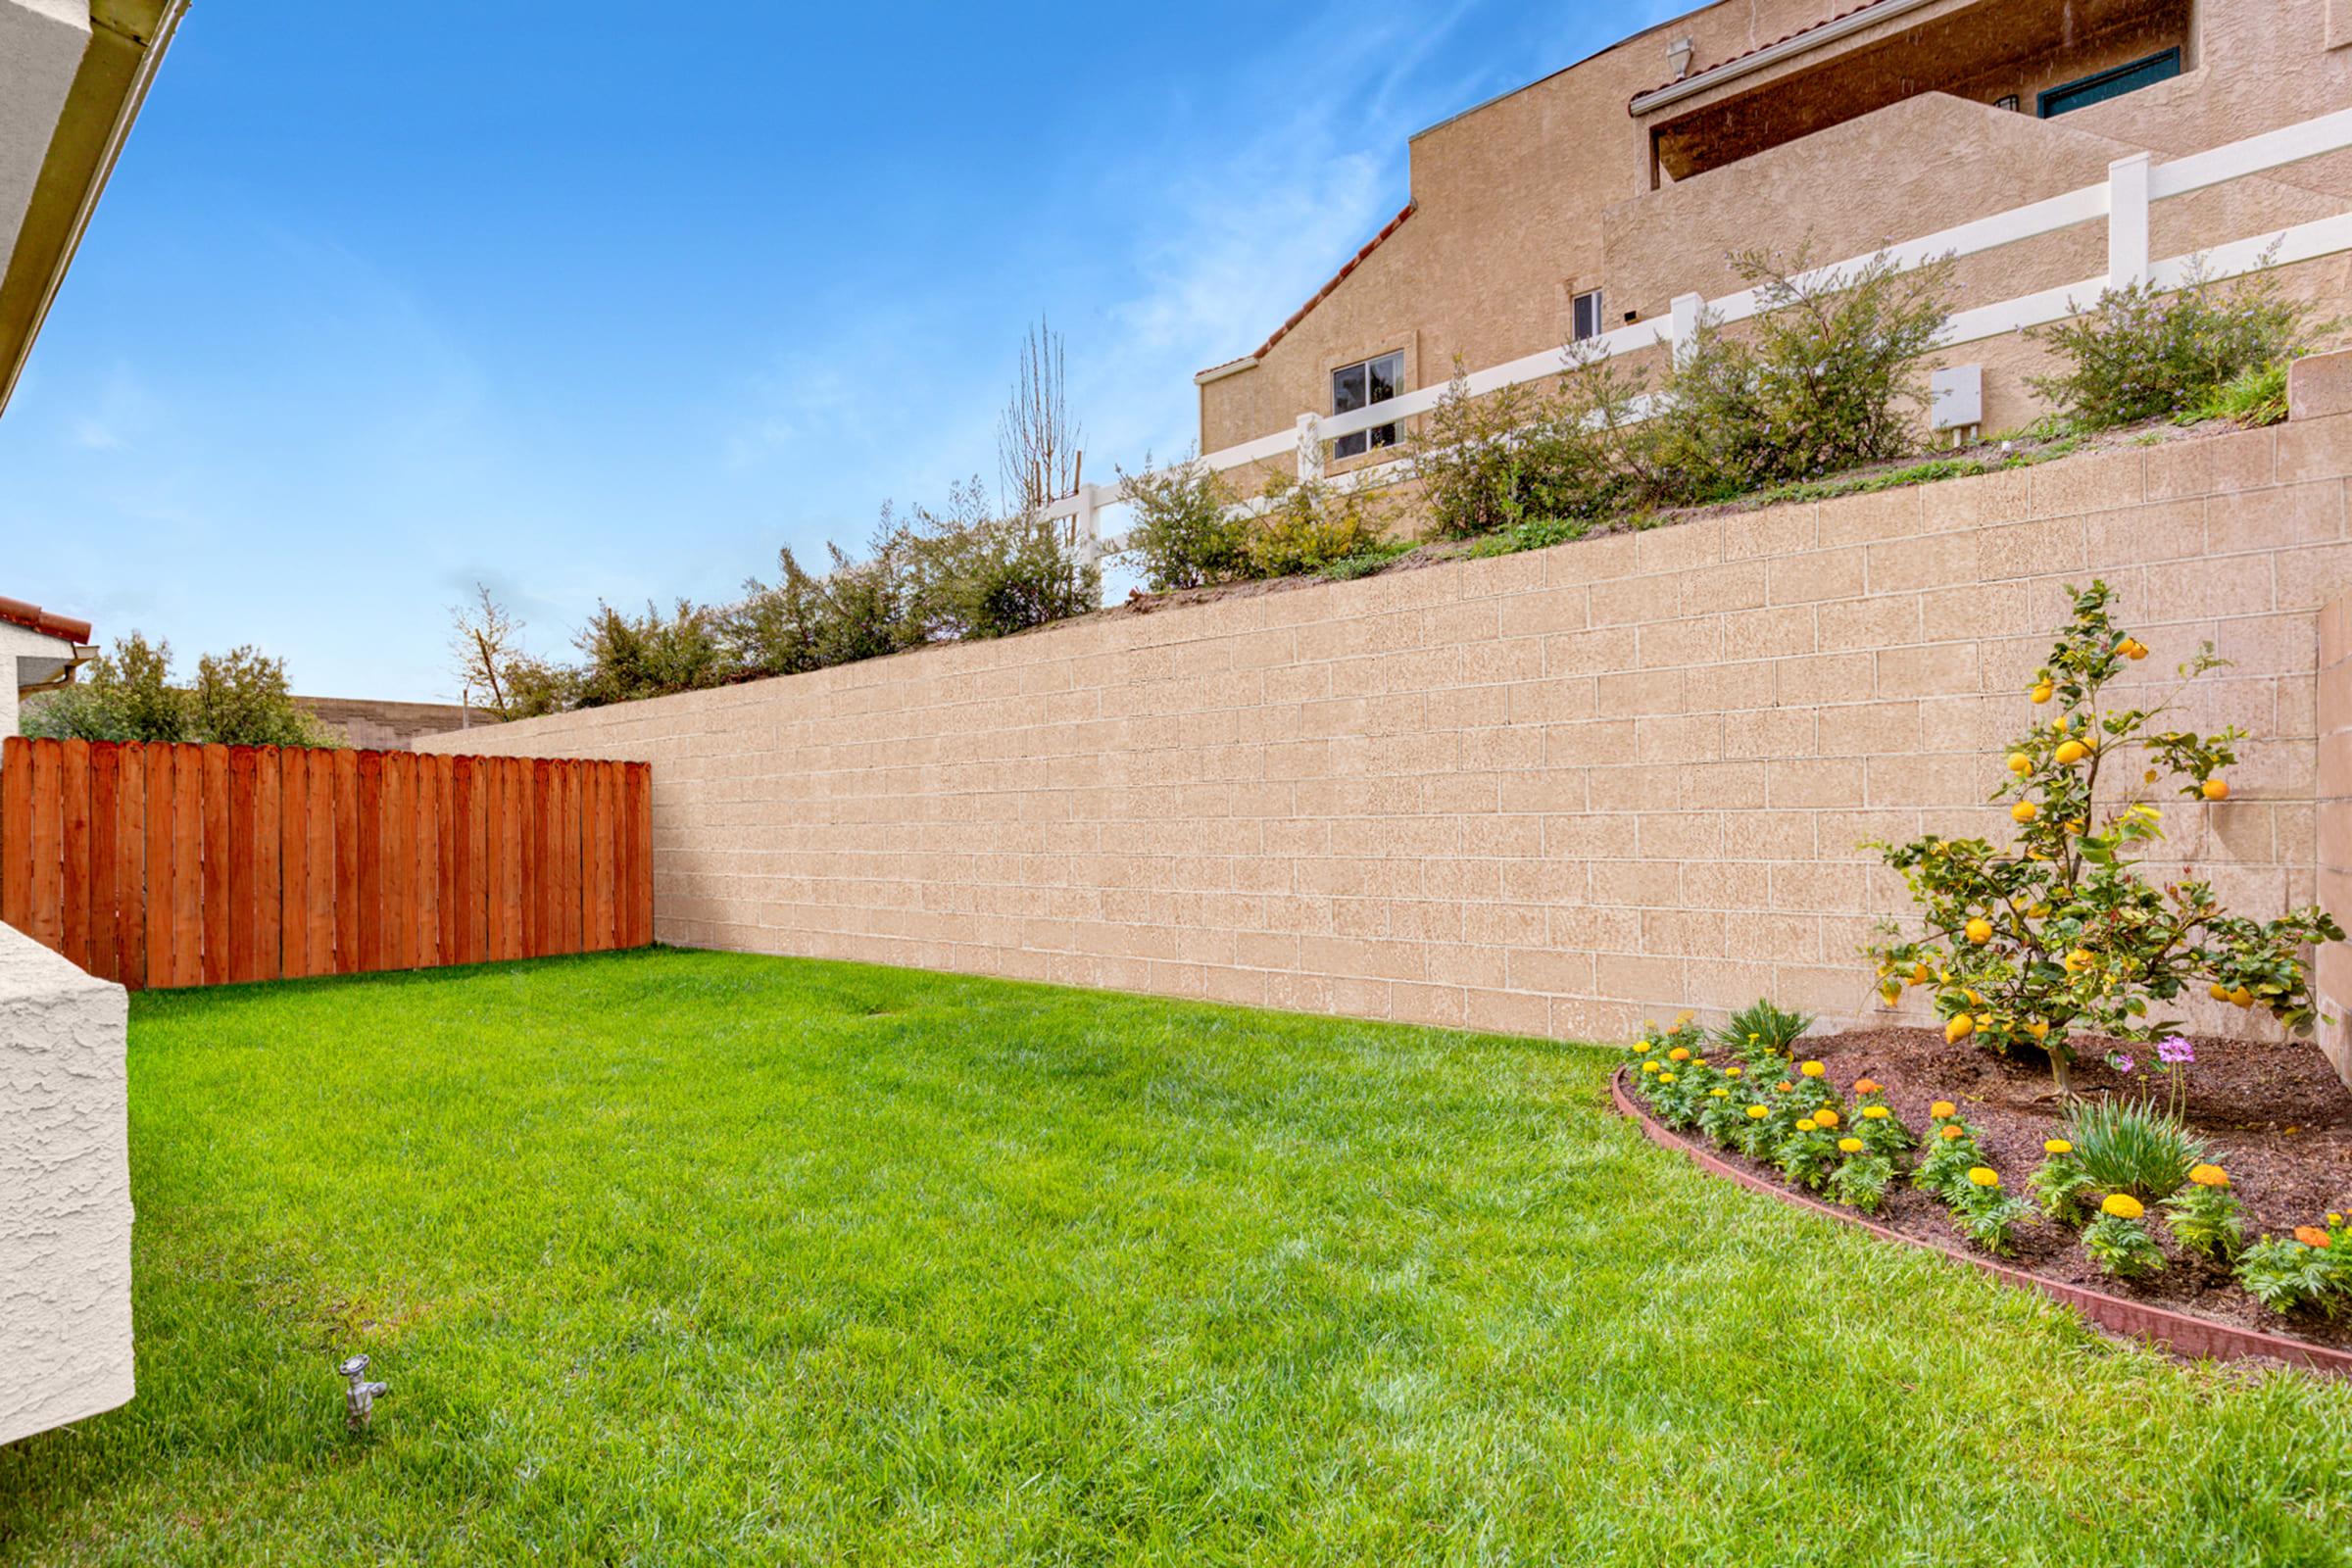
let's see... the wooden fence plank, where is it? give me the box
[1,738,31,937]
[59,739,91,973]
[199,745,230,986]
[582,762,612,952]
[306,750,336,976]
[413,752,440,970]
[25,740,62,952]
[115,743,146,990]
[562,760,585,955]
[142,744,172,987]
[226,748,259,984]
[334,749,362,974]
[433,755,460,965]
[281,746,313,980]
[386,753,416,970]
[356,751,384,972]
[256,748,284,982]
[171,746,202,988]
[85,742,119,983]
[625,762,653,948]
[452,756,483,964]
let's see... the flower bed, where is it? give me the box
[1623,1017,2352,1366]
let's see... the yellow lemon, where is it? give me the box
[2025,1019,2049,1041]
[1945,1013,1975,1044]
[2230,986,2254,1008]
[2011,801,2038,823]
[1965,917,1992,945]
[1880,981,1902,1006]
[2209,982,2231,1002]
[2006,753,2032,775]
[2054,740,2087,766]
[2124,638,2148,661]
[2064,949,2095,973]
[2202,778,2230,801]
[2031,682,2054,704]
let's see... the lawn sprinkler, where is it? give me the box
[339,1353,389,1431]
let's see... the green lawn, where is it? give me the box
[3,949,2348,1565]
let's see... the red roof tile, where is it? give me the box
[0,596,93,644]
[1199,202,1418,376]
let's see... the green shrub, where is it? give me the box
[1246,473,1387,577]
[2185,359,2291,427]
[2234,1219,2348,1316]
[2082,1195,2168,1278]
[1915,1108,1988,1200]
[2027,1138,2099,1226]
[23,633,339,748]
[1646,245,1955,500]
[2030,261,2328,428]
[1406,356,1641,540]
[900,480,1097,642]
[2163,1165,2245,1261]
[570,600,732,710]
[1947,1165,2034,1255]
[1827,1149,1895,1212]
[1116,455,1252,590]
[2063,1098,2205,1202]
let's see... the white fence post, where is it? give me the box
[1296,412,1324,482]
[2108,152,2151,290]
[1669,292,1703,364]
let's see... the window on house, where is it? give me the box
[1573,289,1605,343]
[2038,49,2180,119]
[1332,351,1402,460]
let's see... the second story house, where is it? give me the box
[1196,0,2352,475]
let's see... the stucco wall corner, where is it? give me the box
[0,921,133,1448]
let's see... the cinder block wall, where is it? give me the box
[426,414,2352,1049]
[1,921,132,1446]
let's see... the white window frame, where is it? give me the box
[1572,288,1605,342]
[1331,351,1403,460]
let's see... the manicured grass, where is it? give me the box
[3,949,2349,1564]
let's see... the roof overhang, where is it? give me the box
[0,0,187,419]
[1629,0,1936,117]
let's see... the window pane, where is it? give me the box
[1369,420,1396,451]
[2039,48,2180,118]
[1335,430,1368,460]
[1574,290,1602,342]
[1366,353,1401,404]
[1332,362,1367,415]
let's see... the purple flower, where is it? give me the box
[2106,1050,2137,1075]
[2157,1036,2194,1066]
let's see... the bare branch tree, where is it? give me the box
[997,316,1082,515]
[449,583,521,718]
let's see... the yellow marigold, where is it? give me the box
[2295,1225,2333,1249]
[1939,1125,1966,1142]
[1800,1060,1826,1077]
[1667,1047,1690,1061]
[1747,1105,1770,1120]
[1675,1010,1693,1025]
[1852,1078,1883,1095]
[1967,1167,2000,1188]
[1710,1087,1731,1098]
[1931,1101,1957,1119]
[1726,1066,1743,1077]
[1862,1105,1890,1120]
[2332,1213,2345,1227]
[1838,1137,1864,1153]
[1795,1118,1819,1133]
[2187,1163,2230,1188]
[1812,1108,1839,1128]
[1632,1042,1652,1054]
[1641,1060,1660,1074]
[1658,1073,1678,1085]
[2044,1139,2073,1155]
[2101,1194,2146,1220]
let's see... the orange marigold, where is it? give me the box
[1931,1101,1957,1118]
[2295,1225,2333,1249]
[1852,1078,1883,1095]
[2187,1163,2230,1188]
[1939,1125,1966,1141]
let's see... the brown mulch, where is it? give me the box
[1671,1027,2352,1351]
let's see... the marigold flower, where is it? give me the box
[1726,1066,1743,1077]
[1668,1047,1690,1061]
[1775,1081,1794,1094]
[1939,1125,1966,1141]
[1931,1101,1957,1118]
[1838,1137,1864,1153]
[1633,1042,1652,1054]
[2331,1213,2345,1227]
[1852,1078,1882,1094]
[2101,1194,2146,1220]
[1800,1060,1826,1077]
[1709,1087,1730,1099]
[1658,1073,1678,1085]
[2295,1225,2333,1249]
[1862,1105,1890,1120]
[1675,1010,1693,1025]
[1812,1108,1839,1128]
[2044,1139,2073,1155]
[1795,1118,1818,1133]
[1641,1060,1660,1074]
[1967,1167,2000,1188]
[1747,1105,1770,1119]
[2187,1163,2229,1188]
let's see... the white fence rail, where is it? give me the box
[1047,104,2352,567]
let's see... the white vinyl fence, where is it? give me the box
[1050,104,2352,566]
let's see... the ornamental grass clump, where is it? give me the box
[1867,581,2342,1093]
[2063,1096,2207,1203]
[2081,1192,2168,1278]
[2235,1215,2350,1317]
[2163,1163,2245,1262]
[1717,999,1816,1061]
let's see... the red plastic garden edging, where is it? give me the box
[1609,1068,2352,1378]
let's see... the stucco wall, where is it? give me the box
[1,915,132,1447]
[0,0,87,266]
[425,416,2352,1056]
[2316,589,2352,1089]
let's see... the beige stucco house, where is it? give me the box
[1198,0,2352,472]
[0,595,95,742]
[0,0,184,417]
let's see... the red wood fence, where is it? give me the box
[0,737,651,990]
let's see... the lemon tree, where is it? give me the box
[1867,580,2342,1093]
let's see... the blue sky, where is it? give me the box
[3,0,1680,701]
